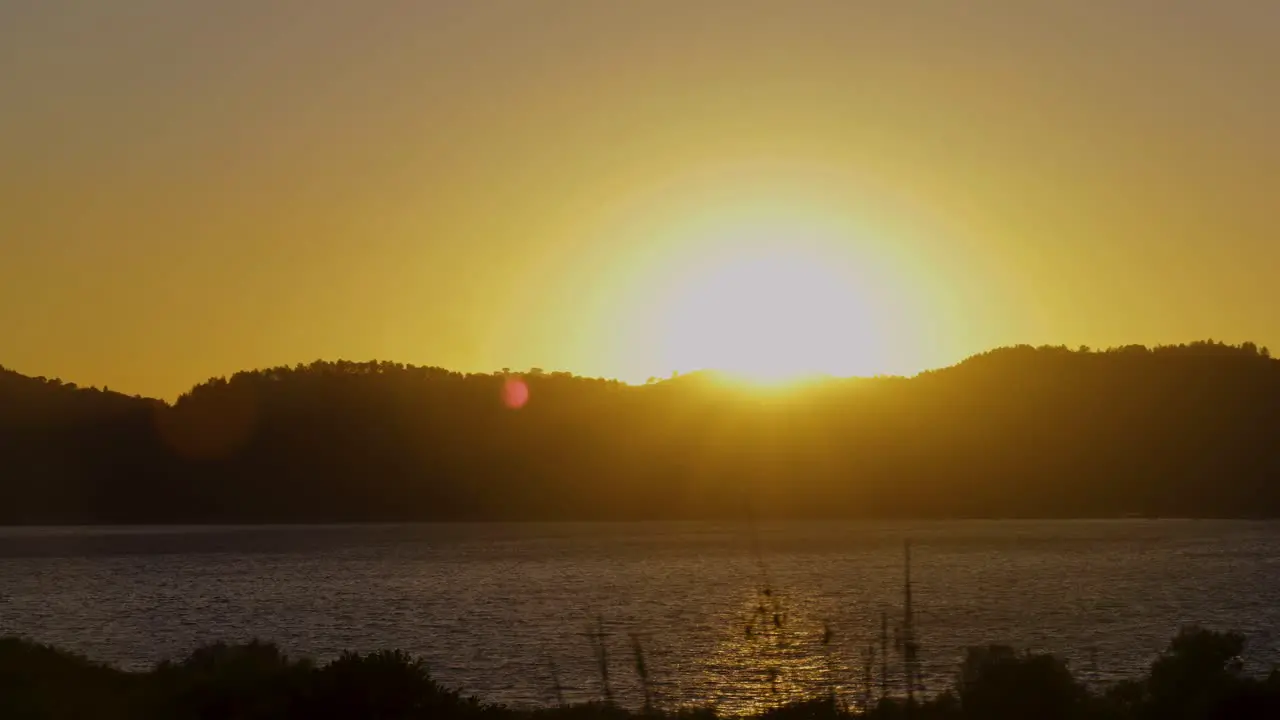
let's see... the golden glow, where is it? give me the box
[561,180,955,388]
[660,246,878,383]
[1,3,1276,398]
[589,199,945,387]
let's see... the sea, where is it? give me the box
[2,520,1278,712]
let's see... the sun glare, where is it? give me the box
[659,245,883,384]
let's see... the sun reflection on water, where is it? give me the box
[698,587,857,716]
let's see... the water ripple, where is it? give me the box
[1,520,1278,710]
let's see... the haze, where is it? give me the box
[2,1,1276,399]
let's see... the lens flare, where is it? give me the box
[502,377,529,409]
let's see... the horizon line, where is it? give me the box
[3,338,1271,403]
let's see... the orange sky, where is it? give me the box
[2,1,1277,399]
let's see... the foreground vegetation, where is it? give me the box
[5,340,1280,523]
[3,626,1279,719]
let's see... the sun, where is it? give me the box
[658,245,882,384]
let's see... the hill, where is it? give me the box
[1,341,1278,523]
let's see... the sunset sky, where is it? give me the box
[2,1,1277,398]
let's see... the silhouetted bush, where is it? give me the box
[1139,626,1273,720]
[302,649,485,720]
[146,641,311,720]
[1204,675,1280,720]
[4,626,1280,720]
[5,341,1280,523]
[957,646,1083,720]
[0,637,137,719]
[759,697,844,720]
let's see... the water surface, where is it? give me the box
[2,521,1277,711]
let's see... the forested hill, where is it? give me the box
[2,340,1279,524]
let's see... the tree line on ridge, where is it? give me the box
[1,340,1277,523]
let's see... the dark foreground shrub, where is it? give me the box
[957,645,1083,720]
[1140,626,1280,720]
[146,641,312,720]
[300,649,487,720]
[0,637,135,719]
[6,628,1280,720]
[1147,626,1246,719]
[1205,680,1280,720]
[529,700,637,720]
[759,697,843,720]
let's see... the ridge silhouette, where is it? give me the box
[1,340,1276,524]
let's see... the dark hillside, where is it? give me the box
[2,341,1278,523]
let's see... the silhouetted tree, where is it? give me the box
[3,341,1280,523]
[958,646,1083,720]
